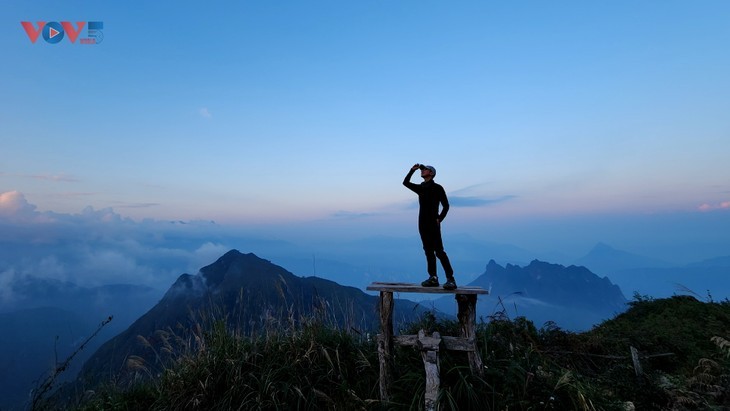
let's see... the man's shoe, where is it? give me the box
[421,276,439,287]
[442,279,457,290]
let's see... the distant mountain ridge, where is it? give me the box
[574,242,673,275]
[574,244,730,300]
[429,259,629,331]
[475,259,627,312]
[687,255,730,268]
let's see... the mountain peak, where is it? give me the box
[199,250,271,289]
[486,259,501,270]
[591,242,616,253]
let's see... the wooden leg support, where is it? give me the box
[378,291,394,403]
[418,330,442,411]
[457,294,484,377]
[373,286,486,406]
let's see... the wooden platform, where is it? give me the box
[367,281,488,409]
[366,281,488,295]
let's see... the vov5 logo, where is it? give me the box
[21,21,104,44]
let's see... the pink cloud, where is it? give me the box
[697,201,730,212]
[0,191,37,217]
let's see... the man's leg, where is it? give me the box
[420,230,439,287]
[433,229,456,290]
[435,249,454,278]
[424,247,437,277]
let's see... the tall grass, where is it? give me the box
[72,296,730,410]
[75,310,623,410]
[77,301,381,410]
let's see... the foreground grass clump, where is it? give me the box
[79,318,380,410]
[75,314,622,410]
[73,296,730,410]
[392,312,624,410]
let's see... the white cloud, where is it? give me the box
[199,107,212,119]
[0,191,236,293]
[0,191,37,219]
[190,242,231,273]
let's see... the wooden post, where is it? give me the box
[418,329,442,411]
[457,294,484,377]
[377,291,394,402]
[630,346,643,377]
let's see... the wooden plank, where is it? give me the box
[366,282,488,295]
[390,334,476,352]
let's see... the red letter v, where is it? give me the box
[21,21,46,43]
[61,22,86,43]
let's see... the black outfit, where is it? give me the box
[403,168,455,280]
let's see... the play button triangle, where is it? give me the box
[49,27,60,38]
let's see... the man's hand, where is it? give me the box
[411,163,420,171]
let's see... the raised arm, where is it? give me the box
[403,164,420,192]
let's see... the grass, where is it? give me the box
[41,295,730,410]
[73,307,381,411]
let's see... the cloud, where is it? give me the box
[199,107,212,119]
[57,192,96,198]
[190,242,231,272]
[0,172,78,182]
[447,182,517,208]
[110,202,161,209]
[0,191,235,295]
[30,174,79,182]
[697,201,730,212]
[403,194,516,209]
[330,210,379,219]
[450,195,517,207]
[0,191,328,305]
[0,268,18,305]
[450,182,494,196]
[0,191,37,219]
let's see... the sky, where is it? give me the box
[1,1,730,289]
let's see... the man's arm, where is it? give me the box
[403,164,420,193]
[437,185,450,222]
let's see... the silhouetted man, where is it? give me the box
[403,163,456,290]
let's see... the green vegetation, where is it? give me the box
[46,295,730,410]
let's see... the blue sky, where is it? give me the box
[2,1,730,267]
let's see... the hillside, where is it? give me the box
[72,250,427,392]
[588,295,730,373]
[61,294,730,410]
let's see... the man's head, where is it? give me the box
[419,164,436,180]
